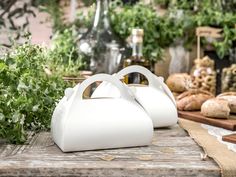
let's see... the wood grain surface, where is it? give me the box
[178,111,236,131]
[0,125,220,177]
[222,134,236,144]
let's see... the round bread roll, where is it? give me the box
[217,92,236,113]
[201,98,230,118]
[166,73,191,93]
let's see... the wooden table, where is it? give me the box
[0,125,220,177]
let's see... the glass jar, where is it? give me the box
[222,64,236,92]
[78,0,129,74]
[190,56,216,95]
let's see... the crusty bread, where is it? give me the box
[201,98,230,118]
[176,89,214,111]
[166,73,191,93]
[172,92,180,99]
[217,92,236,113]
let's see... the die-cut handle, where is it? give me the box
[116,65,155,87]
[116,65,176,106]
[73,74,133,103]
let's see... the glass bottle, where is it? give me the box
[78,0,128,74]
[123,29,151,84]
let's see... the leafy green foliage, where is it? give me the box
[74,10,94,30]
[48,28,88,77]
[154,0,221,11]
[154,0,236,59]
[154,0,196,10]
[110,3,163,61]
[194,4,236,27]
[192,2,236,58]
[213,27,236,59]
[0,42,68,144]
[222,1,236,13]
[35,0,236,61]
[110,3,194,61]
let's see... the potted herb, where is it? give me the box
[48,28,91,84]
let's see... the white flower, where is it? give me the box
[32,105,39,112]
[0,113,4,121]
[12,112,21,123]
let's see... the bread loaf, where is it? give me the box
[201,98,230,118]
[166,73,191,93]
[176,89,214,111]
[217,92,236,113]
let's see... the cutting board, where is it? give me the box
[178,111,236,131]
[222,134,236,144]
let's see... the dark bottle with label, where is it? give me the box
[78,0,129,74]
[123,29,151,84]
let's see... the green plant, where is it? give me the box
[111,3,163,61]
[48,28,88,77]
[154,0,195,10]
[213,26,236,59]
[193,3,236,58]
[0,41,68,144]
[110,2,194,61]
[222,1,236,13]
[74,9,94,30]
[154,0,222,11]
[37,0,236,61]
[34,1,194,62]
[153,0,236,59]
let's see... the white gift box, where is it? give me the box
[92,65,178,128]
[51,74,153,152]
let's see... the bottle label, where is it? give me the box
[132,36,143,44]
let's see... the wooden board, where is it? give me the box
[0,125,220,177]
[222,134,236,144]
[178,111,236,131]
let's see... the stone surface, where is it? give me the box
[0,125,220,177]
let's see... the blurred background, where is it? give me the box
[1,0,236,77]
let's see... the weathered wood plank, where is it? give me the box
[0,144,16,158]
[0,124,220,177]
[154,124,189,137]
[0,161,220,177]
